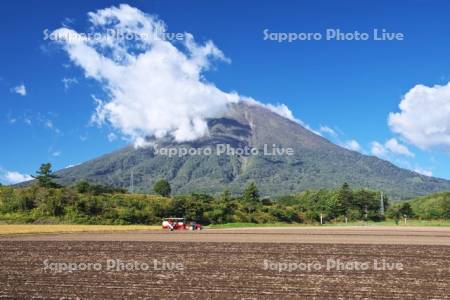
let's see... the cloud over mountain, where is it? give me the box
[0,168,32,184]
[52,4,298,146]
[370,138,414,158]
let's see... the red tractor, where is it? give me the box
[162,218,202,231]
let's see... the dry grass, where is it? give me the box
[0,224,160,235]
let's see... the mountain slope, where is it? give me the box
[56,101,450,199]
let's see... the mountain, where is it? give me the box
[56,101,450,199]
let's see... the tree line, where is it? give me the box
[0,163,448,224]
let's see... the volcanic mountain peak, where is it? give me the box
[56,101,450,199]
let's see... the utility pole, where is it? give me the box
[130,169,134,193]
[380,192,385,215]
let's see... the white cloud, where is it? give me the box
[371,141,388,157]
[245,100,323,134]
[11,84,27,96]
[44,120,61,134]
[343,140,362,152]
[264,103,300,123]
[107,132,117,142]
[52,151,61,157]
[315,126,363,153]
[319,125,337,137]
[385,138,414,157]
[64,163,80,169]
[52,4,240,145]
[414,168,433,177]
[370,139,431,177]
[133,136,153,148]
[0,169,32,184]
[62,77,78,91]
[6,112,62,133]
[62,17,75,27]
[53,5,309,147]
[371,139,414,158]
[389,82,450,151]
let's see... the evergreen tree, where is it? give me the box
[32,163,60,188]
[243,182,260,203]
[336,182,353,216]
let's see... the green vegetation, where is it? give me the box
[242,182,260,203]
[0,167,386,224]
[0,182,448,225]
[0,164,448,225]
[75,180,127,195]
[407,192,450,219]
[153,179,171,197]
[32,163,60,188]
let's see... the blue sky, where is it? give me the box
[1,0,450,184]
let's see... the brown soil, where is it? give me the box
[1,227,449,299]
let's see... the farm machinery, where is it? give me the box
[162,218,202,231]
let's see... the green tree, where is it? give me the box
[75,180,91,193]
[387,207,401,225]
[32,163,60,188]
[220,188,232,202]
[243,182,260,203]
[442,198,450,219]
[36,189,65,216]
[399,202,414,217]
[16,194,35,211]
[75,196,104,216]
[336,182,353,216]
[154,179,171,197]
